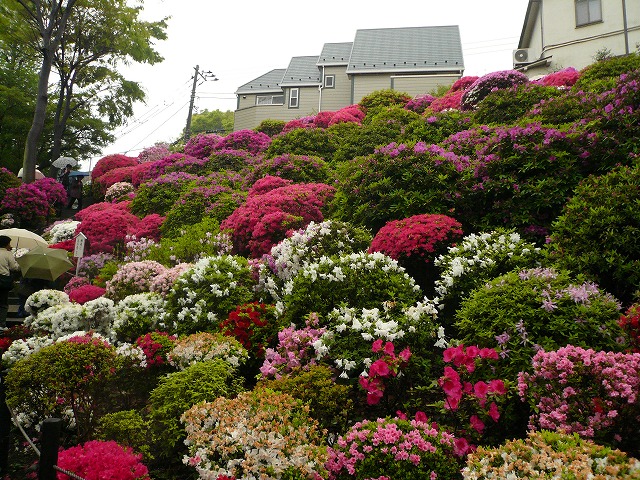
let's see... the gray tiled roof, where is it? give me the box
[346,25,464,74]
[279,56,322,87]
[235,68,286,95]
[317,42,353,65]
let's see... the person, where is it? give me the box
[0,235,21,329]
[67,176,83,210]
[15,277,54,317]
[58,164,72,193]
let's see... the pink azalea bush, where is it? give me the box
[104,181,135,203]
[537,67,580,88]
[131,214,165,242]
[56,440,150,480]
[137,142,171,163]
[282,116,316,133]
[68,284,107,304]
[461,70,529,110]
[429,89,466,112]
[91,154,138,182]
[32,177,68,205]
[183,133,222,158]
[221,182,335,257]
[518,345,640,454]
[0,183,51,229]
[246,175,292,197]
[76,204,142,253]
[405,94,436,114]
[94,165,138,197]
[326,414,465,479]
[359,340,411,405]
[149,263,193,296]
[64,275,90,294]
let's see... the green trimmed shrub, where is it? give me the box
[359,89,412,115]
[148,359,244,460]
[255,119,285,136]
[130,175,197,216]
[243,153,331,185]
[573,52,640,93]
[265,126,335,162]
[401,109,474,145]
[550,162,640,304]
[96,410,152,461]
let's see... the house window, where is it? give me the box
[575,0,602,26]
[289,88,299,108]
[324,75,335,88]
[256,94,284,105]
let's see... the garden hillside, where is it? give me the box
[2,55,640,480]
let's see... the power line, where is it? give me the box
[126,100,191,153]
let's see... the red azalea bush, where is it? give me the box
[429,89,466,112]
[312,111,335,128]
[184,133,222,158]
[221,182,335,257]
[135,331,176,368]
[94,166,138,196]
[247,175,293,197]
[214,129,271,154]
[537,67,580,88]
[220,302,278,359]
[450,76,480,92]
[130,160,168,187]
[620,304,640,352]
[68,284,107,304]
[282,116,316,134]
[49,238,76,252]
[56,440,150,480]
[32,177,68,205]
[74,201,132,222]
[132,214,165,242]
[91,154,138,182]
[518,345,640,456]
[76,205,141,254]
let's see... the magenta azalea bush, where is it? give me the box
[519,345,640,454]
[56,440,150,480]
[32,177,68,205]
[91,154,139,182]
[214,129,271,154]
[76,204,142,254]
[183,133,222,158]
[537,67,580,88]
[405,94,436,114]
[221,182,335,257]
[461,70,529,110]
[0,183,52,229]
[68,284,107,304]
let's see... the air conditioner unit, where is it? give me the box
[513,48,531,64]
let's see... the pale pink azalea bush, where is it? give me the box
[149,263,193,296]
[105,260,167,302]
[137,142,171,163]
[56,440,150,480]
[461,70,529,110]
[518,345,640,453]
[105,181,135,203]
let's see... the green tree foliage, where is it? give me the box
[185,108,234,137]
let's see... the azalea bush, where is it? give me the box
[105,260,167,302]
[77,252,116,279]
[44,219,80,244]
[518,345,640,455]
[24,289,70,317]
[167,332,248,370]
[113,293,165,342]
[620,304,640,352]
[433,229,543,323]
[183,132,221,158]
[137,142,171,163]
[162,255,256,334]
[76,204,142,254]
[404,93,436,113]
[221,182,335,258]
[149,263,193,296]
[460,70,529,110]
[68,284,107,304]
[135,331,176,368]
[326,414,464,480]
[369,213,463,294]
[32,176,68,205]
[105,181,135,203]
[462,430,640,479]
[56,440,150,480]
[0,183,52,229]
[181,388,327,480]
[129,172,199,216]
[244,153,330,185]
[91,154,139,182]
[219,302,279,361]
[455,267,627,381]
[148,359,244,460]
[4,336,119,441]
[213,128,271,154]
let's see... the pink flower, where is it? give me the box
[473,381,489,400]
[479,347,499,360]
[453,437,471,457]
[372,339,384,352]
[488,402,500,422]
[439,367,462,398]
[414,411,428,423]
[370,359,391,377]
[469,415,485,433]
[488,379,506,395]
[399,347,411,362]
[383,341,395,355]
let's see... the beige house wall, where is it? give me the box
[521,0,640,77]
[392,74,460,96]
[352,73,394,103]
[318,65,352,111]
[233,103,293,131]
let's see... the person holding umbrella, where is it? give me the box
[0,235,21,329]
[67,175,84,210]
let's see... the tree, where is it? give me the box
[184,109,234,138]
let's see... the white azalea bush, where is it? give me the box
[279,251,422,325]
[433,229,543,321]
[113,292,165,342]
[257,220,372,301]
[167,332,248,370]
[2,335,54,369]
[43,219,80,244]
[162,255,256,335]
[24,289,70,318]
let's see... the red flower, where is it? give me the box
[473,381,490,400]
[469,415,485,433]
[487,402,500,422]
[488,379,506,395]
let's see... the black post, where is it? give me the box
[38,418,62,480]
[0,370,10,474]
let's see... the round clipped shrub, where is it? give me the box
[0,183,51,230]
[96,411,152,461]
[32,177,68,205]
[244,153,330,185]
[167,332,248,370]
[460,70,529,110]
[113,293,165,342]
[519,345,640,455]
[4,337,118,440]
[213,129,271,154]
[359,89,412,113]
[91,154,138,182]
[94,166,138,197]
[254,119,285,136]
[77,205,142,254]
[130,172,199,216]
[105,261,167,302]
[280,251,422,326]
[550,162,640,305]
[219,302,279,363]
[257,365,353,434]
[326,415,464,480]
[68,284,106,304]
[369,213,464,294]
[265,126,335,162]
[162,255,256,334]
[454,267,627,381]
[537,66,580,87]
[433,229,543,322]
[137,142,171,163]
[181,388,327,480]
[148,359,244,460]
[56,440,150,480]
[462,430,640,479]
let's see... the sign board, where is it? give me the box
[73,232,87,258]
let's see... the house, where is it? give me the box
[233,26,465,131]
[514,0,640,76]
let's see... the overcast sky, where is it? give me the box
[86,0,530,169]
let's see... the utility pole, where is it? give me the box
[184,65,218,142]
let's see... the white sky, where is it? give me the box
[86,0,530,170]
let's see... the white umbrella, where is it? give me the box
[52,156,78,168]
[17,168,45,180]
[0,228,48,249]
